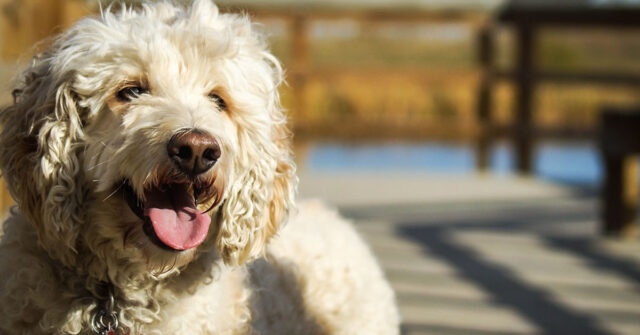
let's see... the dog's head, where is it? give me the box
[0,0,295,277]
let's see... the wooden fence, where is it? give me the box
[0,0,487,213]
[226,3,487,123]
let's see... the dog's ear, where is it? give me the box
[217,121,296,266]
[0,53,87,267]
[216,50,297,266]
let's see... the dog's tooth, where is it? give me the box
[193,186,200,205]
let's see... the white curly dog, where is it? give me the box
[0,1,399,334]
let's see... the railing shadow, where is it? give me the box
[342,197,640,335]
[398,223,614,335]
[544,236,640,287]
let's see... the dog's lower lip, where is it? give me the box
[122,181,144,220]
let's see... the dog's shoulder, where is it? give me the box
[0,209,41,264]
[0,210,85,333]
[262,199,401,334]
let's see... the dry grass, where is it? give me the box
[265,21,640,140]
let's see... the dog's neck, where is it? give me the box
[8,209,229,332]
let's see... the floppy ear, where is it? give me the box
[217,120,296,266]
[0,53,87,267]
[216,42,297,265]
[217,102,297,265]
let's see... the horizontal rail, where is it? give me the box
[219,4,487,25]
[295,67,479,81]
[498,8,640,28]
[492,70,640,86]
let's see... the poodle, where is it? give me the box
[0,1,399,334]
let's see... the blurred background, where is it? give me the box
[2,0,640,334]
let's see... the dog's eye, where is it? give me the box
[208,93,227,111]
[117,86,148,102]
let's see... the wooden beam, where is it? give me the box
[499,8,640,28]
[219,4,487,25]
[476,25,495,172]
[600,108,640,237]
[602,155,638,237]
[513,24,536,174]
[492,70,640,86]
[291,15,309,118]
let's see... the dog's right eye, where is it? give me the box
[117,86,148,102]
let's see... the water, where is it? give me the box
[305,141,618,186]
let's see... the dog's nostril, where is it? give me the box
[177,145,192,160]
[202,148,220,163]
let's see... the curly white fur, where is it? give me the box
[0,1,399,334]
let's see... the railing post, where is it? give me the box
[602,155,638,237]
[600,108,640,237]
[476,24,494,172]
[514,24,535,175]
[291,15,309,119]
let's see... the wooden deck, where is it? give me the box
[299,172,640,335]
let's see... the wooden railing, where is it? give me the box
[0,0,488,213]
[477,4,640,174]
[218,2,487,120]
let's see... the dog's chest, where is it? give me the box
[150,269,251,334]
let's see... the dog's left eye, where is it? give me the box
[208,93,227,111]
[117,86,148,102]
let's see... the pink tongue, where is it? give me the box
[143,183,211,250]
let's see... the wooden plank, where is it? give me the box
[492,70,640,86]
[218,3,487,25]
[290,15,309,117]
[317,174,640,334]
[476,25,494,171]
[599,108,640,237]
[498,8,640,28]
[601,155,638,237]
[304,68,479,84]
[600,109,640,155]
[513,25,535,174]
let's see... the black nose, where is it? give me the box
[167,129,221,177]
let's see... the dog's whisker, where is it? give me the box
[87,146,116,171]
[87,157,114,171]
[143,173,154,188]
[103,180,125,202]
[88,149,116,169]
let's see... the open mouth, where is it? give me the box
[122,180,214,251]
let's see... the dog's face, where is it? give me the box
[0,0,295,278]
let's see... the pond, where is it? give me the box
[302,140,623,186]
